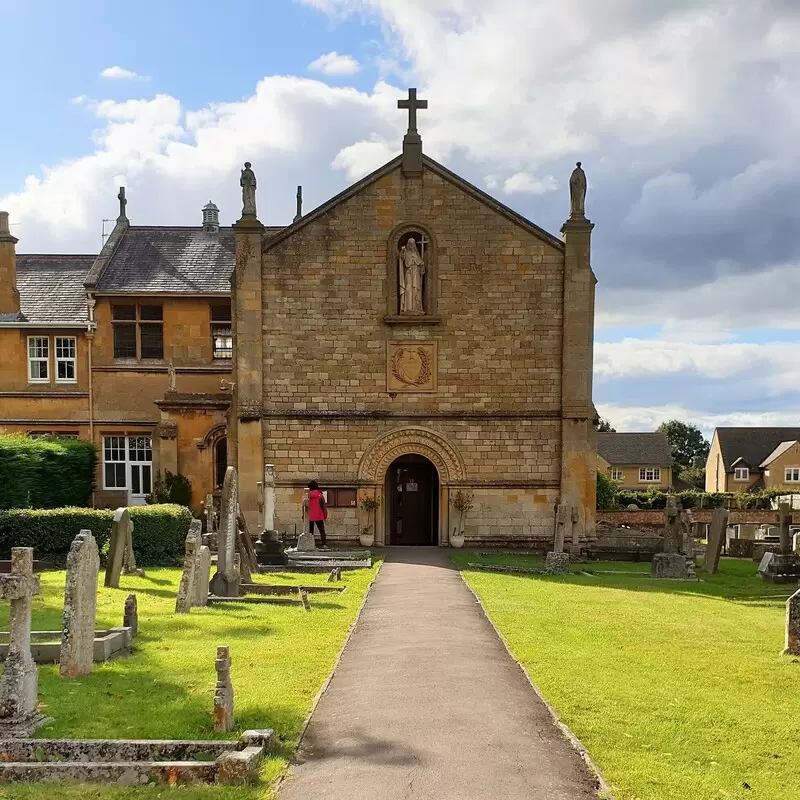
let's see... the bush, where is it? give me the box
[0,434,97,510]
[0,504,192,566]
[596,473,618,510]
[147,471,193,507]
[602,487,797,511]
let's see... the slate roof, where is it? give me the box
[596,432,674,466]
[715,428,800,472]
[13,255,94,324]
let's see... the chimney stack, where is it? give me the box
[0,211,20,316]
[202,201,220,233]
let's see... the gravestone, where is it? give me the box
[296,529,317,552]
[123,594,138,638]
[703,507,729,573]
[662,496,682,554]
[213,645,234,733]
[210,468,240,598]
[60,530,100,678]
[570,506,581,555]
[298,588,311,612]
[105,508,137,589]
[553,503,568,554]
[758,503,800,583]
[0,548,48,735]
[651,552,691,579]
[544,552,570,575]
[784,588,800,656]
[194,546,211,608]
[175,520,202,613]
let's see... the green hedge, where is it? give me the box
[0,504,192,566]
[611,487,793,511]
[0,435,97,510]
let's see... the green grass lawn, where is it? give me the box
[456,553,800,800]
[0,565,377,800]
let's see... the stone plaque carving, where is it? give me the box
[387,342,437,392]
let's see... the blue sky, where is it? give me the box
[2,0,799,438]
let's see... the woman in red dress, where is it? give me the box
[305,480,328,549]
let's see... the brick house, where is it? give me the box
[596,432,674,491]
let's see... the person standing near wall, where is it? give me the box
[304,480,329,550]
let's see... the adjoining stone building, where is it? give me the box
[230,90,598,547]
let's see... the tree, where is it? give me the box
[656,420,710,471]
[596,417,616,432]
[596,472,618,510]
[677,465,706,489]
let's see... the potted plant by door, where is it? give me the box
[359,494,381,548]
[449,490,474,548]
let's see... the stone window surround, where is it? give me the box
[384,223,440,324]
[734,467,750,481]
[638,467,661,483]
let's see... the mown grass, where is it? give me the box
[456,553,800,800]
[0,565,377,800]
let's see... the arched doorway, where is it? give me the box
[386,454,439,546]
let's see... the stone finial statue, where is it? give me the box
[167,360,176,392]
[399,237,426,315]
[240,162,257,217]
[117,186,128,223]
[568,162,587,218]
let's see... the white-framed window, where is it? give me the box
[103,435,153,500]
[639,467,661,483]
[610,468,624,481]
[27,336,49,383]
[734,467,749,481]
[211,303,233,359]
[785,468,800,483]
[55,336,77,383]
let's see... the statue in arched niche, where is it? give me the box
[398,235,426,315]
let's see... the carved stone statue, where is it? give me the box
[240,162,257,217]
[569,161,587,218]
[399,237,426,315]
[167,360,176,392]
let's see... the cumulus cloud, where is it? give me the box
[99,66,146,81]
[309,51,361,76]
[501,172,558,195]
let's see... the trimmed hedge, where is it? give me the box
[0,435,97,510]
[611,487,794,511]
[0,504,192,566]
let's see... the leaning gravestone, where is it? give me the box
[703,507,729,573]
[194,546,211,608]
[209,468,240,598]
[60,530,100,678]
[105,508,137,589]
[784,588,800,656]
[123,594,138,639]
[0,548,49,736]
[213,645,234,733]
[175,520,202,614]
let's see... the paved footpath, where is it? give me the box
[278,548,599,800]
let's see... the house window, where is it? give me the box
[639,467,661,483]
[27,336,49,382]
[55,337,77,383]
[112,304,163,360]
[103,435,153,497]
[734,467,749,481]
[325,488,358,508]
[211,303,233,359]
[610,468,624,481]
[785,468,800,483]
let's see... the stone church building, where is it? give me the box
[231,90,597,547]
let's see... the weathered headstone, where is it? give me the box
[0,548,48,735]
[123,594,138,638]
[175,520,202,613]
[296,529,317,552]
[194,546,211,608]
[784,588,800,656]
[327,569,337,583]
[544,552,570,575]
[60,530,100,678]
[298,588,311,612]
[104,508,137,589]
[651,552,690,579]
[210,468,240,598]
[662,496,682,554]
[703,507,729,573]
[570,506,581,555]
[213,645,234,733]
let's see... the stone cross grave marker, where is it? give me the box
[105,508,136,589]
[0,547,49,736]
[703,507,729,573]
[662,496,682,554]
[213,645,234,733]
[123,594,138,638]
[175,520,202,614]
[194,546,211,608]
[210,468,240,598]
[60,530,100,678]
[784,588,800,656]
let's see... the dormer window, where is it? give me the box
[734,467,749,481]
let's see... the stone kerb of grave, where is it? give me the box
[0,548,50,736]
[60,530,100,678]
[104,508,141,589]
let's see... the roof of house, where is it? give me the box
[596,432,674,466]
[760,440,800,468]
[13,255,95,324]
[715,427,800,471]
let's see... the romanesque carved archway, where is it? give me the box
[357,426,465,485]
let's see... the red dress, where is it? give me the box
[308,489,325,522]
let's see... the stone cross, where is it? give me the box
[703,507,729,573]
[398,88,428,134]
[123,594,138,638]
[60,530,100,678]
[662,496,683,554]
[117,186,127,222]
[210,467,240,598]
[213,645,234,733]
[175,519,202,613]
[105,508,136,589]
[194,545,211,608]
[0,548,48,735]
[784,588,800,656]
[778,502,792,555]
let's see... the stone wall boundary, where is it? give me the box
[598,510,799,527]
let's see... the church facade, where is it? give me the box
[231,90,597,547]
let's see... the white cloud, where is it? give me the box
[99,66,146,81]
[502,172,558,195]
[308,52,361,76]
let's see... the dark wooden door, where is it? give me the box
[390,457,438,545]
